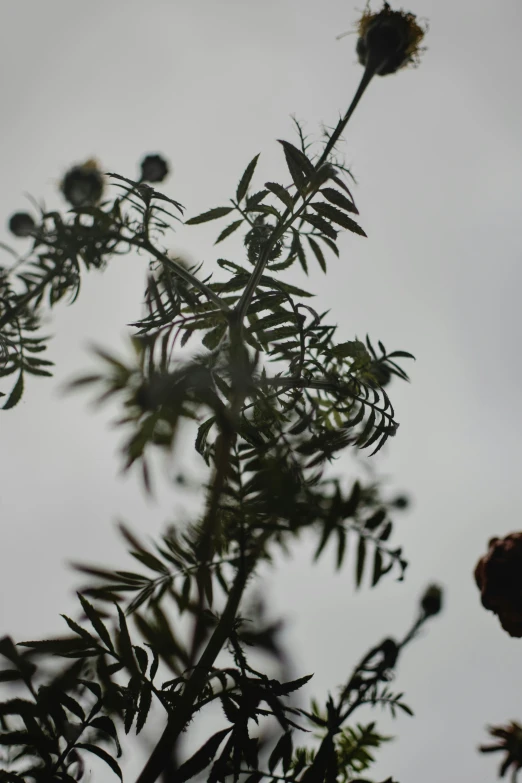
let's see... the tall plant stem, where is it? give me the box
[316,61,376,171]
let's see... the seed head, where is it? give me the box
[8,212,36,238]
[140,154,169,184]
[356,2,426,75]
[61,159,104,207]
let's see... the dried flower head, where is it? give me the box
[140,154,169,184]
[356,2,426,75]
[480,721,522,779]
[8,211,36,238]
[61,159,104,207]
[475,532,522,637]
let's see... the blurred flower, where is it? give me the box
[140,154,169,183]
[356,2,426,75]
[8,211,36,237]
[61,159,104,207]
[475,533,522,637]
[480,721,522,779]
[420,584,443,618]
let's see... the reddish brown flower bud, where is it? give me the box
[474,533,522,637]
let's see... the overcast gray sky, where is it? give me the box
[1,1,522,781]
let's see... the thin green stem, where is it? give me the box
[316,62,376,171]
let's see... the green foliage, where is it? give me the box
[0,18,443,783]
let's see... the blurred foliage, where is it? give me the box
[0,4,450,783]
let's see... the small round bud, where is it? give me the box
[8,212,36,238]
[420,584,443,618]
[61,159,104,207]
[140,154,169,184]
[392,495,409,510]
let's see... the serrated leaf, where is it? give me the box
[185,207,233,225]
[302,213,338,240]
[320,187,358,214]
[214,219,243,245]
[331,340,370,360]
[3,372,24,410]
[115,605,136,673]
[272,673,313,696]
[77,594,114,652]
[61,615,99,648]
[176,728,231,783]
[76,743,123,780]
[269,732,293,773]
[245,190,269,210]
[307,236,327,273]
[236,154,260,202]
[265,181,294,209]
[133,645,148,674]
[312,202,366,236]
[55,690,85,720]
[135,683,152,735]
[356,536,367,588]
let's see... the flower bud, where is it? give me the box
[140,154,169,184]
[356,3,426,76]
[391,495,409,510]
[8,212,36,238]
[420,584,443,618]
[61,159,104,207]
[475,533,522,637]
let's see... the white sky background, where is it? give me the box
[1,0,522,781]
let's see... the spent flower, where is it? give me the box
[356,2,426,75]
[61,159,104,207]
[140,153,169,183]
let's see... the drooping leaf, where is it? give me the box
[176,727,232,783]
[90,716,122,757]
[269,732,293,773]
[278,140,316,194]
[185,207,233,225]
[307,236,327,273]
[2,372,24,410]
[75,743,123,780]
